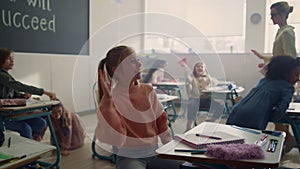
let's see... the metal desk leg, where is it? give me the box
[0,116,5,131]
[287,117,300,153]
[41,114,61,169]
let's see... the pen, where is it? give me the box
[195,133,222,140]
[8,137,11,148]
[262,130,281,136]
[174,149,207,154]
[175,149,206,152]
[231,125,260,134]
[191,150,207,155]
[255,134,268,146]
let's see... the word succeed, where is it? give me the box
[1,10,56,32]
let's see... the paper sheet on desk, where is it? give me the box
[0,140,55,157]
[156,94,168,99]
[206,86,228,91]
[26,98,44,105]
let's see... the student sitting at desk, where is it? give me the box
[49,102,85,156]
[96,46,183,169]
[0,48,57,141]
[143,59,168,84]
[226,55,300,153]
[180,61,224,130]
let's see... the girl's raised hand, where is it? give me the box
[98,70,112,98]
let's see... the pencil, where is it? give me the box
[195,133,222,140]
[174,149,206,153]
[174,149,207,154]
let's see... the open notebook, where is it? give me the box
[174,131,245,149]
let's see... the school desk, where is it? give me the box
[0,100,61,168]
[153,82,187,118]
[157,94,180,137]
[282,102,300,153]
[202,85,245,114]
[0,131,55,169]
[156,122,285,168]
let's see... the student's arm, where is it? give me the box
[43,90,57,100]
[0,71,45,97]
[151,70,160,84]
[98,70,126,134]
[23,93,32,99]
[182,64,193,84]
[156,112,172,144]
[149,89,172,144]
[271,84,294,121]
[95,70,126,146]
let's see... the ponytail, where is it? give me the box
[98,58,107,101]
[97,45,134,102]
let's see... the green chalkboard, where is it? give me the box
[0,0,89,55]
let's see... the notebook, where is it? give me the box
[174,131,245,149]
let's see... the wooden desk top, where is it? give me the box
[0,100,60,113]
[0,131,55,169]
[153,82,187,87]
[202,86,245,94]
[157,94,179,103]
[156,122,285,168]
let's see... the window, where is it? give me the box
[145,0,246,53]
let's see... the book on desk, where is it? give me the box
[0,131,56,168]
[174,131,245,149]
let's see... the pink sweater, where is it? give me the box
[95,83,171,149]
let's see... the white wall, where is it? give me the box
[10,0,272,113]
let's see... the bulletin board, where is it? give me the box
[0,0,89,55]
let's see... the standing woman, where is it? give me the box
[252,1,297,68]
[0,48,57,140]
[252,2,298,153]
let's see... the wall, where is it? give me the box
[9,0,275,113]
[11,0,144,112]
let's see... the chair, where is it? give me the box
[183,78,210,127]
[91,81,116,163]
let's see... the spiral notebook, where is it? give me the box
[174,131,245,149]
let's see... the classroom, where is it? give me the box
[0,0,300,169]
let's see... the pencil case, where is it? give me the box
[206,143,265,160]
[0,99,26,107]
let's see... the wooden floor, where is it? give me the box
[39,110,300,169]
[41,133,116,169]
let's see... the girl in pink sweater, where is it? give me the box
[95,46,183,169]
